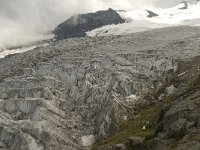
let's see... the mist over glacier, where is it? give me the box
[0,0,189,49]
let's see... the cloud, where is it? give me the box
[0,0,182,49]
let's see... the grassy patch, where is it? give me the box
[92,96,173,149]
[170,139,179,150]
[189,76,200,90]
[184,134,200,142]
[190,83,200,90]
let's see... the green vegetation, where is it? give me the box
[92,96,173,150]
[184,134,200,142]
[170,139,179,150]
[189,75,200,90]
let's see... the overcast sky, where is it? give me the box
[0,0,189,49]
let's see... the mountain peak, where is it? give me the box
[179,1,189,9]
[54,8,125,40]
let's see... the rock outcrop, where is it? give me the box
[154,56,200,150]
[0,26,200,150]
[179,1,189,10]
[146,10,159,18]
[54,8,125,40]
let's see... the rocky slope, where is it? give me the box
[54,8,125,40]
[94,56,200,150]
[0,26,200,150]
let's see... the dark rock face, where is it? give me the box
[126,137,145,149]
[146,10,159,18]
[154,92,200,150]
[54,8,125,40]
[179,1,188,10]
[154,58,200,150]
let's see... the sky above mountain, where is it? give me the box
[0,0,194,49]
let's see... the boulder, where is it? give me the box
[126,136,145,149]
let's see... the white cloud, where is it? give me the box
[0,0,182,49]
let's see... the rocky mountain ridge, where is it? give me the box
[54,8,125,40]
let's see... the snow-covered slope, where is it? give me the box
[87,1,200,36]
[0,41,51,58]
[87,21,168,37]
[148,2,200,24]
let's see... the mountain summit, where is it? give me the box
[54,8,125,40]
